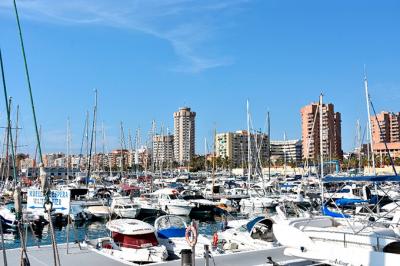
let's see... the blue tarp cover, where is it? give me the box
[323,175,400,183]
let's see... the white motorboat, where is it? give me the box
[132,194,160,217]
[180,190,219,216]
[91,219,168,263]
[85,205,110,220]
[154,215,213,258]
[239,189,278,215]
[152,188,194,216]
[273,216,400,266]
[110,196,141,218]
[218,216,278,253]
[0,206,17,229]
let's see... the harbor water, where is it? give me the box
[2,219,225,250]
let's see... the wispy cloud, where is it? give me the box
[0,0,250,72]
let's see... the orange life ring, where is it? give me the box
[185,225,198,247]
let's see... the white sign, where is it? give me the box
[27,189,71,215]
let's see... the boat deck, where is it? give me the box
[153,247,311,266]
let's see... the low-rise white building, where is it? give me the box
[270,139,302,163]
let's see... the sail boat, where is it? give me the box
[239,101,278,215]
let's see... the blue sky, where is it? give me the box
[0,0,399,155]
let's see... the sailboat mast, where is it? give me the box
[356,120,362,173]
[120,121,124,175]
[246,100,251,186]
[319,93,325,203]
[66,117,70,180]
[204,138,207,172]
[4,99,11,185]
[93,89,98,172]
[267,111,271,181]
[86,90,97,187]
[364,73,376,175]
[85,110,89,169]
[283,132,287,177]
[212,128,216,198]
[14,104,19,173]
[151,120,156,173]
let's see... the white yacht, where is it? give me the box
[110,196,141,218]
[152,188,194,216]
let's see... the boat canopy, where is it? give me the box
[323,175,400,183]
[246,216,266,232]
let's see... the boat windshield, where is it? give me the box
[169,194,179,200]
[249,189,265,197]
[112,232,158,249]
[156,215,186,230]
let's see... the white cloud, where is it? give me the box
[0,0,250,72]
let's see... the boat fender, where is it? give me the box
[212,233,218,248]
[185,225,198,247]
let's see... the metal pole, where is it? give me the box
[204,245,210,266]
[0,217,7,266]
[66,211,70,254]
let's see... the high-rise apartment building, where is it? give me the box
[301,102,342,160]
[174,107,196,164]
[153,134,174,163]
[215,130,269,168]
[371,111,400,158]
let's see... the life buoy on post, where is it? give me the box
[185,225,198,247]
[212,232,218,248]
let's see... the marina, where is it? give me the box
[0,1,400,266]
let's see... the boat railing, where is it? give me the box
[304,229,397,250]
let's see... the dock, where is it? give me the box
[4,243,135,266]
[3,243,311,266]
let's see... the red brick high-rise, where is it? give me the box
[371,111,400,158]
[301,102,343,160]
